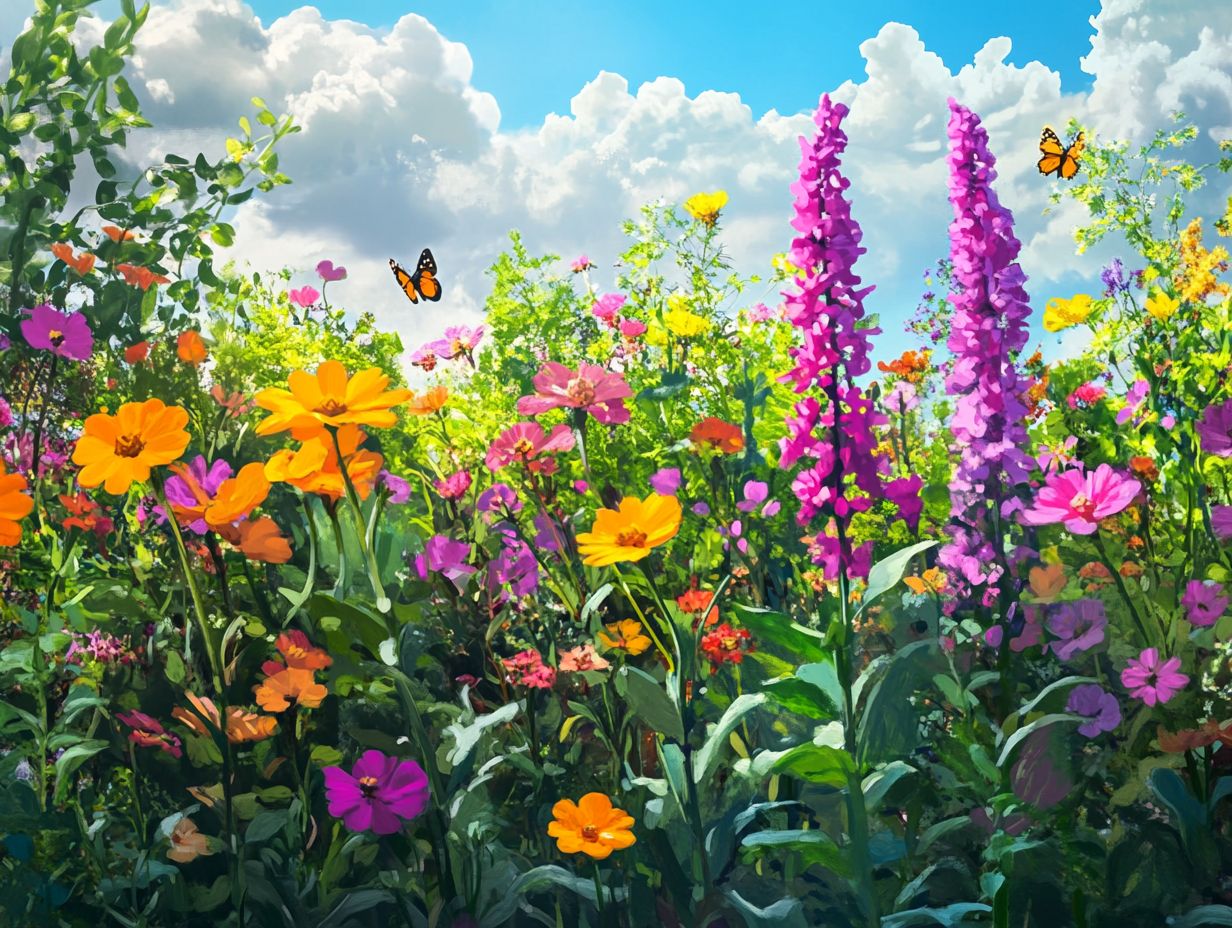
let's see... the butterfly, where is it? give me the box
[1037,126,1084,180]
[389,248,442,303]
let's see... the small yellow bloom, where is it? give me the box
[664,305,710,339]
[684,190,728,226]
[598,619,652,656]
[576,493,682,566]
[771,252,802,277]
[254,360,412,437]
[1144,288,1179,322]
[1042,293,1094,332]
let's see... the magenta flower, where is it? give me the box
[1181,579,1228,627]
[378,470,411,504]
[649,467,681,496]
[571,255,595,273]
[1115,379,1149,426]
[746,303,774,323]
[619,319,647,339]
[316,260,348,282]
[487,528,539,599]
[414,535,475,591]
[1197,398,1232,458]
[1121,648,1188,706]
[1066,382,1107,410]
[485,422,575,471]
[116,710,182,758]
[162,456,232,534]
[737,480,781,517]
[436,325,485,363]
[1214,505,1232,541]
[1045,600,1107,661]
[516,362,631,425]
[502,649,556,689]
[288,286,320,308]
[1022,463,1141,535]
[21,304,93,361]
[323,750,429,835]
[590,293,626,323]
[478,482,522,514]
[985,604,1044,652]
[410,342,443,372]
[1066,684,1121,738]
[434,469,472,500]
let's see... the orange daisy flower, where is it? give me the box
[690,417,744,454]
[51,242,95,276]
[407,385,449,416]
[71,399,190,494]
[0,464,34,546]
[547,793,636,859]
[254,360,413,437]
[676,588,719,627]
[264,424,383,501]
[254,666,328,713]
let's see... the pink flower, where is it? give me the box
[323,750,429,834]
[649,467,681,495]
[502,649,556,689]
[1197,399,1232,458]
[378,470,411,504]
[1214,505,1232,541]
[1022,463,1141,535]
[571,255,595,273]
[558,643,610,673]
[517,362,631,425]
[1066,382,1107,409]
[414,535,475,591]
[1181,580,1228,627]
[116,710,182,758]
[485,422,575,471]
[437,326,485,362]
[288,286,320,308]
[478,483,521,514]
[745,303,774,323]
[1115,379,1149,425]
[1121,648,1188,706]
[316,260,348,282]
[591,293,626,323]
[410,343,442,371]
[619,319,647,338]
[434,469,472,500]
[21,304,93,360]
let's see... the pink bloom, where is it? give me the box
[410,343,442,371]
[1121,648,1188,706]
[571,255,595,273]
[1197,399,1232,458]
[478,483,521,514]
[323,750,429,834]
[745,303,774,323]
[438,325,485,361]
[1022,463,1141,535]
[558,643,610,673]
[1115,379,1149,426]
[485,422,575,471]
[650,467,681,495]
[434,469,472,500]
[591,293,626,323]
[288,286,320,308]
[1181,579,1228,627]
[517,362,631,425]
[378,470,411,504]
[316,260,348,282]
[619,319,646,338]
[1045,600,1106,660]
[414,535,475,591]
[116,710,182,758]
[502,649,556,689]
[1214,505,1232,541]
[21,303,93,360]
[1066,382,1107,410]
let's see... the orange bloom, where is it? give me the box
[172,692,278,744]
[1129,456,1159,482]
[228,516,292,564]
[690,417,744,454]
[102,225,137,242]
[264,424,383,501]
[168,460,269,530]
[1028,563,1066,602]
[547,793,636,859]
[167,817,213,863]
[254,666,328,713]
[124,341,151,364]
[115,263,170,291]
[876,349,931,383]
[71,399,190,494]
[0,464,34,546]
[255,360,413,437]
[676,588,719,627]
[51,242,95,276]
[1157,720,1232,753]
[407,385,449,416]
[275,630,332,671]
[176,330,208,366]
[1120,561,1144,578]
[598,619,652,656]
[903,567,948,595]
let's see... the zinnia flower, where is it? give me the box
[676,589,718,627]
[620,318,647,339]
[548,793,636,859]
[434,469,472,500]
[502,649,557,688]
[1197,398,1232,458]
[0,464,34,546]
[1181,579,1228,627]
[485,422,574,471]
[116,710,183,757]
[124,340,151,364]
[1066,684,1121,738]
[167,817,213,863]
[517,362,631,425]
[175,331,207,365]
[575,494,681,566]
[323,750,430,835]
[598,619,652,655]
[1066,382,1106,409]
[1022,463,1141,535]
[72,399,191,494]
[1042,294,1094,332]
[700,623,754,667]
[20,303,93,360]
[683,190,728,226]
[690,417,744,454]
[1121,648,1188,706]
[407,385,449,416]
[254,667,328,713]
[255,360,413,437]
[591,293,626,323]
[438,325,484,361]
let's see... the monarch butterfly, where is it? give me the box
[1037,126,1084,180]
[389,248,442,303]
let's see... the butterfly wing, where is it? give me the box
[411,248,442,302]
[389,258,420,304]
[1037,127,1064,177]
[1059,132,1084,180]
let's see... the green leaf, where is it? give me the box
[858,540,937,614]
[730,603,827,663]
[317,890,396,928]
[740,828,850,876]
[857,639,939,765]
[762,675,837,719]
[244,809,287,843]
[164,650,186,685]
[995,713,1081,768]
[771,743,855,788]
[53,739,109,802]
[637,370,689,403]
[1168,906,1232,928]
[881,903,993,927]
[617,666,683,742]
[443,700,520,767]
[6,112,36,135]
[695,693,766,784]
[862,760,916,813]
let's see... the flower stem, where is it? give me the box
[328,427,390,612]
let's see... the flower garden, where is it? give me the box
[3,4,1232,927]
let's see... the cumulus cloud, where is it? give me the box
[2,0,1230,365]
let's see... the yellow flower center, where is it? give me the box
[615,529,648,548]
[316,398,348,417]
[721,636,738,650]
[48,328,64,345]
[513,438,535,456]
[115,434,145,458]
[566,376,596,406]
[358,775,379,797]
[451,338,465,355]
[1069,493,1095,519]
[582,824,600,841]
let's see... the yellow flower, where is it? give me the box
[664,305,711,339]
[575,493,682,567]
[254,360,412,437]
[598,619,652,656]
[683,190,728,226]
[1175,218,1230,304]
[1145,288,1180,322]
[771,252,802,277]
[72,399,191,495]
[1042,293,1094,332]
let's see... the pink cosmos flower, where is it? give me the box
[1022,463,1141,535]
[1181,579,1228,627]
[316,260,348,282]
[1066,382,1107,410]
[591,293,626,323]
[434,469,472,500]
[288,286,320,308]
[558,643,610,673]
[21,304,93,360]
[323,750,429,835]
[1197,398,1232,458]
[517,362,631,425]
[571,255,595,273]
[485,422,575,471]
[619,319,647,339]
[502,649,556,689]
[1121,648,1188,706]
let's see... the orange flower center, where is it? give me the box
[582,824,600,841]
[566,376,596,406]
[615,529,647,548]
[316,398,348,417]
[513,438,535,456]
[115,434,145,458]
[358,775,379,797]
[48,328,64,345]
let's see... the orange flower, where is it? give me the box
[575,494,682,566]
[254,666,328,713]
[1120,561,1144,578]
[1129,456,1159,483]
[168,460,269,529]
[71,399,190,494]
[904,567,948,595]
[176,330,208,366]
[254,360,413,437]
[876,349,931,383]
[676,588,719,627]
[547,793,636,859]
[167,817,213,863]
[690,417,744,454]
[115,263,170,291]
[1028,563,1066,602]
[124,341,151,364]
[51,242,95,276]
[275,630,332,671]
[172,692,278,743]
[264,424,383,501]
[407,385,449,416]
[598,619,652,656]
[102,225,137,242]
[227,516,292,564]
[0,464,34,546]
[1157,720,1232,753]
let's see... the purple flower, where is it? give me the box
[316,260,348,282]
[650,467,681,496]
[21,304,93,361]
[1066,684,1121,738]
[414,535,475,591]
[1214,505,1232,541]
[478,483,521,515]
[533,511,562,552]
[736,480,781,517]
[1197,399,1232,458]
[163,456,233,534]
[1181,579,1228,627]
[487,526,539,599]
[1046,600,1107,661]
[1115,379,1149,426]
[1100,258,1129,296]
[1121,648,1188,706]
[691,501,710,517]
[14,758,33,783]
[323,750,429,835]
[378,470,411,504]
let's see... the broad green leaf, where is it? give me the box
[740,828,850,876]
[617,666,684,742]
[771,743,854,788]
[694,693,766,784]
[54,739,109,802]
[858,540,937,614]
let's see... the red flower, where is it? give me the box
[116,710,182,758]
[124,340,151,364]
[676,588,719,628]
[115,263,170,291]
[700,623,754,668]
[690,417,744,454]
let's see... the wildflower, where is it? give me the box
[1144,289,1179,322]
[60,492,113,538]
[1157,719,1232,753]
[1042,294,1095,332]
[1129,455,1159,482]
[254,667,328,713]
[620,319,647,339]
[1214,505,1232,541]
[275,630,332,671]
[502,649,556,689]
[172,693,278,743]
[0,465,34,546]
[1022,463,1141,535]
[163,456,234,532]
[663,304,711,338]
[558,644,610,673]
[649,467,681,496]
[591,293,626,323]
[878,349,932,382]
[1066,382,1106,409]
[1100,258,1129,296]
[700,623,754,667]
[690,417,743,454]
[884,380,920,413]
[316,260,347,282]
[598,619,652,656]
[1121,648,1188,706]
[167,818,213,863]
[1046,600,1107,661]
[571,255,595,273]
[255,360,413,437]
[1197,398,1232,458]
[684,190,728,226]
[487,529,539,599]
[210,385,252,419]
[407,385,449,416]
[323,750,430,835]
[288,286,319,308]
[115,263,170,291]
[378,470,411,503]
[1066,684,1121,738]
[102,225,137,242]
[478,483,522,514]
[434,469,472,500]
[437,325,485,362]
[575,493,682,566]
[1120,561,1144,578]
[414,534,475,591]
[676,589,719,627]
[116,710,183,758]
[409,343,441,372]
[1174,218,1230,303]
[745,302,776,323]
[176,331,208,366]
[548,793,636,859]
[20,303,93,361]
[903,568,948,595]
[1028,563,1066,601]
[485,422,574,472]
[124,341,151,364]
[50,242,95,276]
[1181,580,1228,627]
[180,461,270,530]
[517,362,631,425]
[737,480,780,516]
[228,517,292,564]
[73,399,191,494]
[66,629,133,665]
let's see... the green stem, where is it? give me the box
[328,427,389,612]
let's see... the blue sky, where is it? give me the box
[246,0,1103,128]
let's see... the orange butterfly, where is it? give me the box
[389,248,441,304]
[1037,127,1084,180]
[904,567,948,596]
